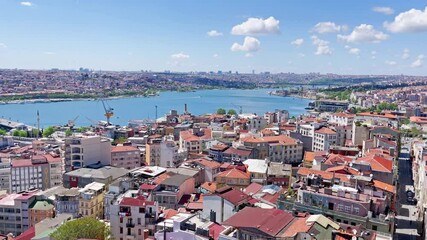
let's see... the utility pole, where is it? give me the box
[155,105,158,120]
[36,110,40,139]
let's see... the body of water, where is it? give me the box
[0,89,311,128]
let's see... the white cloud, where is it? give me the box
[371,51,377,59]
[372,7,394,15]
[385,60,397,66]
[20,1,33,7]
[344,45,350,49]
[245,53,254,58]
[207,30,223,37]
[312,22,345,33]
[231,36,261,52]
[384,7,427,33]
[171,52,190,59]
[402,48,410,59]
[0,43,6,48]
[349,48,360,55]
[212,54,219,58]
[298,53,305,58]
[411,54,425,68]
[231,17,280,35]
[291,38,304,46]
[338,24,388,43]
[43,51,55,55]
[311,35,332,55]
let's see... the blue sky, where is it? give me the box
[0,0,427,75]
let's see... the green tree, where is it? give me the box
[216,108,226,114]
[18,131,28,137]
[50,217,112,240]
[32,129,40,138]
[65,128,72,137]
[227,109,237,115]
[113,137,127,145]
[77,127,89,133]
[43,126,55,138]
[12,130,21,137]
[0,129,6,136]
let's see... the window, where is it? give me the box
[119,227,123,234]
[337,204,344,211]
[354,207,359,214]
[372,225,377,231]
[344,206,351,213]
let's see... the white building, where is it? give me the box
[10,154,62,193]
[64,135,112,172]
[329,113,355,126]
[0,190,38,236]
[313,127,338,152]
[109,191,158,239]
[243,159,268,184]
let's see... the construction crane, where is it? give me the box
[232,103,243,114]
[100,99,114,125]
[67,115,79,128]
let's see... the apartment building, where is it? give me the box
[313,127,338,152]
[10,153,62,193]
[110,193,158,239]
[0,158,10,193]
[111,145,141,170]
[152,174,195,209]
[0,190,38,236]
[329,113,355,126]
[54,188,80,218]
[64,136,112,172]
[79,182,106,219]
[241,135,303,163]
[29,200,54,227]
[145,138,185,168]
[179,128,212,153]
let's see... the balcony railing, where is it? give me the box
[126,222,135,228]
[119,211,131,217]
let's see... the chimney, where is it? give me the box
[210,210,217,223]
[389,147,395,157]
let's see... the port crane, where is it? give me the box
[67,115,79,128]
[231,103,243,114]
[100,99,114,125]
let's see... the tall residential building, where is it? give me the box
[64,136,112,172]
[79,182,106,219]
[146,138,186,168]
[313,127,338,152]
[111,146,142,170]
[0,190,38,236]
[0,158,11,193]
[10,153,62,193]
[109,193,158,239]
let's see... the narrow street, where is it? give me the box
[394,147,420,239]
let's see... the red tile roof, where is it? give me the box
[220,189,250,205]
[216,168,250,179]
[15,226,35,240]
[222,207,294,237]
[111,146,139,153]
[120,195,155,207]
[243,182,263,195]
[241,135,298,145]
[373,180,395,193]
[315,127,336,135]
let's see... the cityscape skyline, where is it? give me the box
[0,1,426,75]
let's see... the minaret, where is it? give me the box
[37,110,40,139]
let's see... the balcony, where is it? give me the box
[126,222,135,228]
[118,211,131,217]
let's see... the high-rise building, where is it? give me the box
[64,136,112,172]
